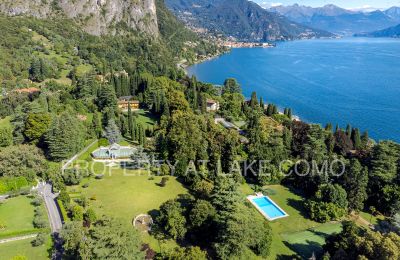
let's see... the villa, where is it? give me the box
[91,143,136,160]
[206,99,220,112]
[118,96,140,111]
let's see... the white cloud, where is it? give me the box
[350,5,382,12]
[256,1,283,9]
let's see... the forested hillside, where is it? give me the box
[165,0,333,41]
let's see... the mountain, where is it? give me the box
[384,6,400,20]
[270,4,400,35]
[0,0,159,36]
[165,0,334,41]
[356,23,400,37]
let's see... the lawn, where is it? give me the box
[244,185,342,259]
[0,116,11,129]
[0,236,51,260]
[133,109,158,129]
[0,196,49,239]
[66,163,188,252]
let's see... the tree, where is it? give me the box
[189,200,216,228]
[351,128,361,150]
[340,159,368,211]
[97,84,117,110]
[334,130,353,155]
[368,141,400,215]
[223,78,241,94]
[324,221,400,260]
[157,199,187,240]
[86,217,143,259]
[306,184,348,222]
[105,119,121,144]
[0,145,48,181]
[0,125,12,147]
[45,112,85,161]
[24,113,52,142]
[61,218,144,260]
[71,205,84,221]
[250,91,258,108]
[31,232,47,247]
[214,203,272,259]
[162,246,207,260]
[92,113,102,138]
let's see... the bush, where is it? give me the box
[159,177,169,187]
[98,138,109,147]
[31,232,47,247]
[33,215,47,228]
[71,205,84,221]
[31,197,43,206]
[82,183,89,188]
[95,174,104,180]
[62,169,83,185]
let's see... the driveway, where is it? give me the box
[37,182,62,233]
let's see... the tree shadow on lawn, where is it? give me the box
[287,198,309,219]
[282,240,323,259]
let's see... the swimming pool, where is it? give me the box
[247,195,289,221]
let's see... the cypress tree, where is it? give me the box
[272,105,278,115]
[250,92,258,108]
[266,104,273,116]
[325,123,333,132]
[288,108,292,119]
[335,124,340,134]
[361,131,369,148]
[259,97,264,109]
[346,124,352,137]
[92,113,102,138]
[351,128,361,150]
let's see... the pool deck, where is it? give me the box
[247,194,289,221]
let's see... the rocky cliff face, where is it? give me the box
[0,0,158,36]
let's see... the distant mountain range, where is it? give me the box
[165,0,334,41]
[270,4,400,35]
[356,23,400,38]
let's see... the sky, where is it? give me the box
[253,0,400,10]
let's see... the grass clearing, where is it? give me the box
[67,163,188,252]
[0,236,52,260]
[133,109,158,129]
[0,196,48,239]
[244,185,343,259]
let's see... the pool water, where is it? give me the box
[252,196,287,220]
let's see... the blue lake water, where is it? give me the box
[188,38,400,142]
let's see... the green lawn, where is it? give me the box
[67,163,188,252]
[133,109,158,129]
[0,196,49,239]
[0,236,51,260]
[245,185,342,259]
[0,116,12,129]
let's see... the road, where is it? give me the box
[37,182,62,233]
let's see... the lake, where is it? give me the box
[188,38,400,142]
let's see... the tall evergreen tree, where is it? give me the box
[45,112,85,161]
[105,119,121,144]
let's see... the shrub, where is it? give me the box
[31,197,43,206]
[160,177,169,187]
[98,138,109,147]
[33,215,47,228]
[82,183,89,188]
[31,232,47,247]
[95,174,104,180]
[71,205,84,221]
